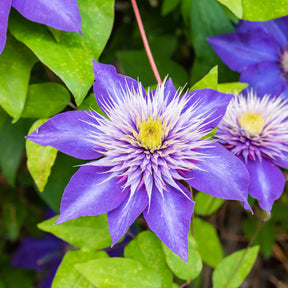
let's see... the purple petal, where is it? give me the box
[273,151,288,169]
[0,0,11,54]
[184,89,232,130]
[143,184,194,262]
[92,60,147,113]
[150,78,177,103]
[26,111,103,160]
[39,261,61,288]
[186,143,251,209]
[56,166,129,224]
[207,29,278,72]
[240,61,286,98]
[246,158,285,212]
[12,0,81,33]
[108,186,149,245]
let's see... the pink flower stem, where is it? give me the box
[130,0,162,85]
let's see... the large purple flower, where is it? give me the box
[27,61,251,261]
[207,16,288,99]
[216,91,288,212]
[0,0,81,54]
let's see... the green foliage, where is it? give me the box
[194,218,223,267]
[38,215,112,250]
[124,231,173,288]
[161,0,181,15]
[26,119,58,192]
[9,0,114,106]
[52,250,108,288]
[212,246,259,288]
[75,258,162,288]
[194,192,224,216]
[162,234,202,280]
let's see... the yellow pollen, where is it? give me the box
[239,112,265,135]
[138,118,163,150]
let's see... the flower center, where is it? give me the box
[239,112,265,135]
[138,118,163,150]
[280,50,288,76]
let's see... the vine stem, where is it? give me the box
[130,0,162,85]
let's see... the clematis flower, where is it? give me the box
[27,61,251,261]
[0,0,81,54]
[207,16,288,99]
[216,91,288,212]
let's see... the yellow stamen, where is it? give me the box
[138,117,163,151]
[239,112,265,135]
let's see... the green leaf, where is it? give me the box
[190,66,218,91]
[0,34,37,121]
[9,0,114,106]
[22,83,70,118]
[194,192,224,216]
[52,250,108,288]
[26,119,58,192]
[75,258,162,288]
[124,231,173,288]
[0,107,7,133]
[77,93,106,116]
[217,0,243,18]
[212,246,259,288]
[0,118,32,185]
[242,0,288,21]
[217,82,248,94]
[193,218,223,268]
[162,234,202,280]
[162,0,181,15]
[38,215,112,250]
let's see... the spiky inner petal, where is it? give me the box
[239,112,264,135]
[216,91,288,163]
[138,117,163,151]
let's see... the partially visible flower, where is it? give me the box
[207,16,288,99]
[27,61,251,261]
[216,91,288,212]
[12,234,66,288]
[0,0,81,54]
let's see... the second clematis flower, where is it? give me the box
[27,61,251,261]
[0,0,81,54]
[216,91,288,212]
[207,16,288,99]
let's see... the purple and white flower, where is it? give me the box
[0,0,81,54]
[27,61,251,261]
[207,16,288,99]
[216,91,288,212]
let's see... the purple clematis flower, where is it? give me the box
[0,0,81,54]
[27,61,251,261]
[207,16,288,99]
[216,91,288,212]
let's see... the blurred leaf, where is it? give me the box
[0,34,37,121]
[52,250,108,288]
[0,118,32,185]
[0,107,7,133]
[242,0,288,21]
[22,83,70,118]
[194,218,223,268]
[75,258,162,288]
[162,234,202,280]
[26,119,58,192]
[190,66,218,91]
[243,218,275,259]
[271,202,288,221]
[194,192,224,216]
[217,82,248,94]
[77,93,106,116]
[124,231,173,288]
[162,0,181,15]
[9,0,114,106]
[212,246,259,288]
[217,0,243,18]
[38,215,112,250]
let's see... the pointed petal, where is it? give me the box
[151,78,177,103]
[240,61,286,98]
[246,158,285,212]
[26,111,103,160]
[92,60,147,113]
[0,0,11,54]
[184,89,232,130]
[207,30,278,72]
[56,166,129,224]
[39,261,61,288]
[143,184,194,262]
[108,186,148,245]
[273,151,288,169]
[12,0,81,33]
[186,143,251,208]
